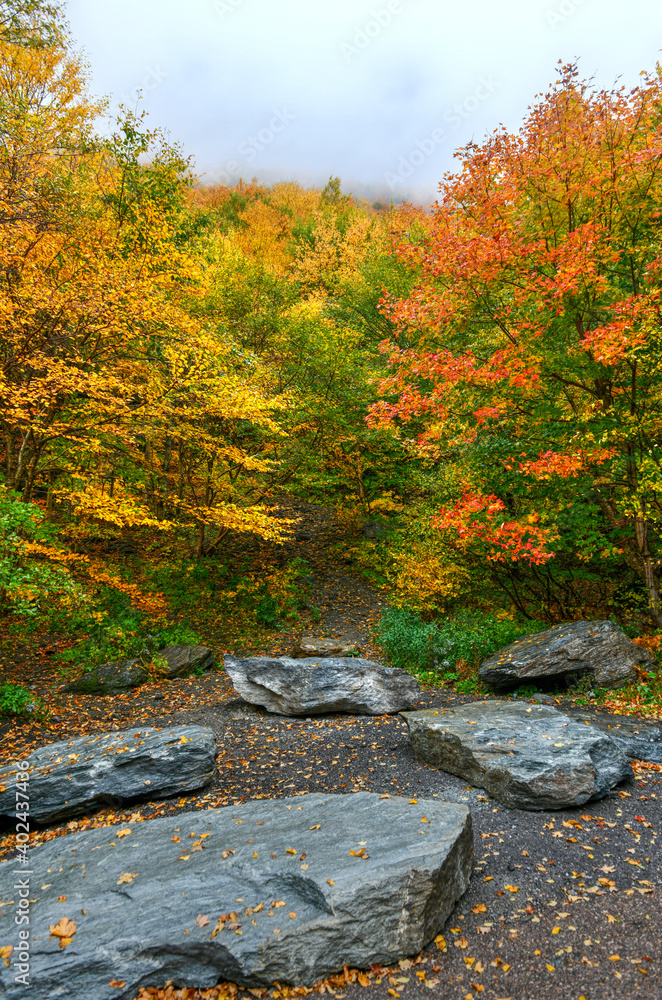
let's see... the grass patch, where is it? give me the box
[375,605,546,689]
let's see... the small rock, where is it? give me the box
[155,644,216,679]
[0,725,216,823]
[63,657,147,693]
[479,620,654,691]
[0,793,472,997]
[402,700,632,811]
[290,637,361,658]
[225,655,421,715]
[529,692,557,704]
[363,520,387,539]
[63,644,215,693]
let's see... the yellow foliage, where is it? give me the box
[295,211,383,294]
[388,543,469,614]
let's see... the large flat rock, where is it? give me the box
[403,701,632,810]
[479,620,654,691]
[0,725,216,824]
[0,793,472,998]
[565,707,662,763]
[224,655,421,715]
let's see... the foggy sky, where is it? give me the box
[67,0,662,204]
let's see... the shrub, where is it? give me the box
[0,681,48,720]
[375,605,545,681]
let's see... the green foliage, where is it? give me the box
[0,680,47,719]
[376,605,546,682]
[54,585,200,669]
[0,488,83,617]
[0,0,65,47]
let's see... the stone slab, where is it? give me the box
[224,655,421,715]
[565,708,662,764]
[0,793,472,997]
[0,725,216,824]
[403,701,632,810]
[479,620,654,691]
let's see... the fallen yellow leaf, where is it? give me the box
[117,872,138,884]
[504,884,519,893]
[49,917,76,948]
[434,933,447,952]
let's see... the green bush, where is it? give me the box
[0,681,48,720]
[375,605,546,680]
[0,487,83,617]
[54,585,202,670]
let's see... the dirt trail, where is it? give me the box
[257,498,388,660]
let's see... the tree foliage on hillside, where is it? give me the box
[371,63,662,625]
[3,2,662,643]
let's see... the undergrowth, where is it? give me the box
[375,605,546,688]
[0,681,48,720]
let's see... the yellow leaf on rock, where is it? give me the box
[49,917,76,948]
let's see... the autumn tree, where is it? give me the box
[371,63,662,625]
[0,16,287,562]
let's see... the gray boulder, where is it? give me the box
[290,637,362,658]
[0,725,216,823]
[63,656,147,693]
[479,620,654,691]
[157,644,216,678]
[64,644,216,693]
[565,708,662,764]
[402,700,631,810]
[224,654,421,715]
[0,793,472,998]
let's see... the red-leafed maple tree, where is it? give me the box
[371,63,662,624]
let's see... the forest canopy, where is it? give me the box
[2,0,662,670]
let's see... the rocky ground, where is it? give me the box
[1,502,661,1000]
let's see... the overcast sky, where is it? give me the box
[67,0,662,204]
